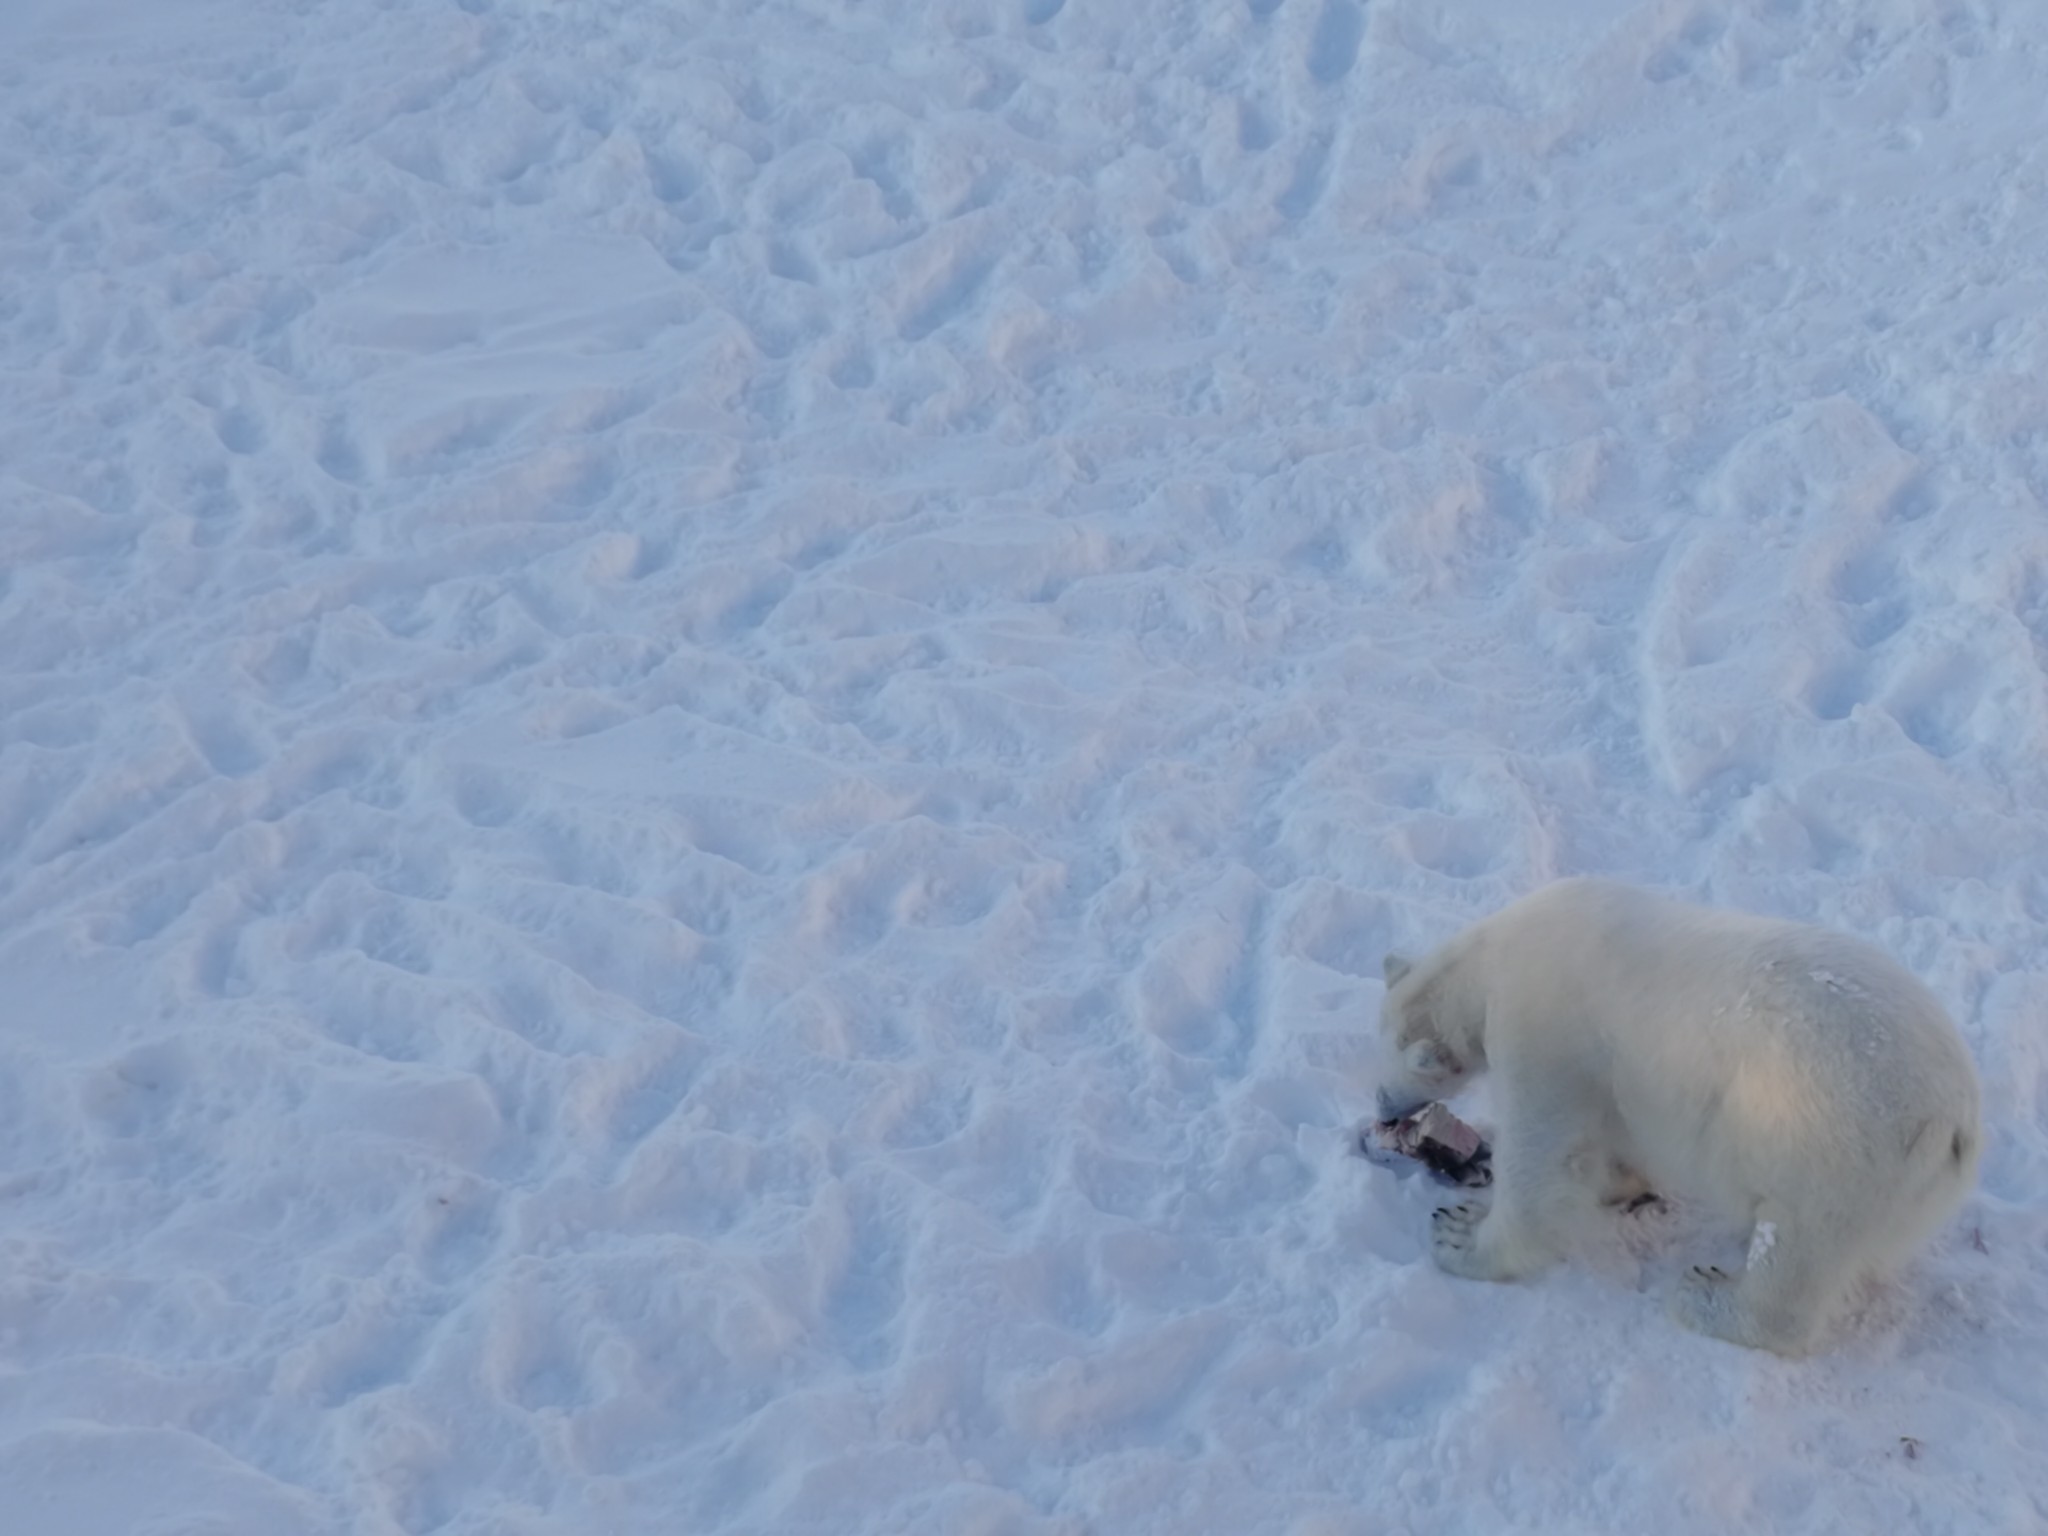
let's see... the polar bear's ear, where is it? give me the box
[1382,953,1414,988]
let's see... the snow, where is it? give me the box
[3,0,2046,1530]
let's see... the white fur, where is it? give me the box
[1373,877,1981,1356]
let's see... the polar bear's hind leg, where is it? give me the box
[1668,1202,1853,1357]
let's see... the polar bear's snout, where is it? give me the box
[1373,1043,1471,1118]
[1374,950,1486,1123]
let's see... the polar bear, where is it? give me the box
[1373,877,1981,1356]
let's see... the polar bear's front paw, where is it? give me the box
[1429,1202,1512,1281]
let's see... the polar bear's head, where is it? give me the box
[1373,951,1482,1119]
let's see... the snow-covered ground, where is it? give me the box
[4,0,2047,1530]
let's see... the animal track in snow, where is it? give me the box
[89,864,213,948]
[1276,131,1333,220]
[1644,9,1730,84]
[1285,882,1393,978]
[1237,100,1279,152]
[80,1039,192,1140]
[1392,812,1506,881]
[1885,653,1990,761]
[896,240,998,343]
[483,1293,597,1414]
[873,1067,977,1151]
[585,1034,710,1151]
[179,702,265,779]
[278,1281,453,1408]
[1131,901,1260,1076]
[1830,541,1906,607]
[1803,657,1871,723]
[447,764,530,829]
[213,406,266,456]
[315,422,368,483]
[1010,1237,1116,1337]
[1307,0,1366,85]
[817,1179,912,1371]
[408,1179,503,1286]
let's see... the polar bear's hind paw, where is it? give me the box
[1670,1265,1737,1338]
[1669,1262,1817,1355]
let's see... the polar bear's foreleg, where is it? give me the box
[1429,1090,1591,1282]
[1668,1202,1849,1356]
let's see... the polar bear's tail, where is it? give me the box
[1866,1110,1980,1280]
[1946,1123,1978,1175]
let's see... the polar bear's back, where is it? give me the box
[1507,879,1957,1039]
[1741,925,1970,1074]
